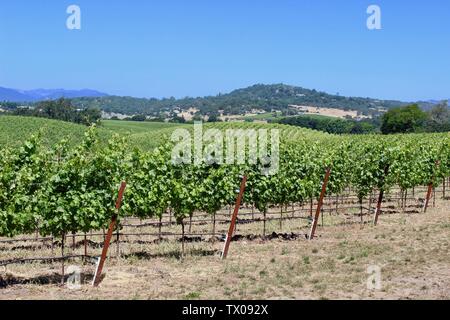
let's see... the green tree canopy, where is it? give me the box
[381,104,428,134]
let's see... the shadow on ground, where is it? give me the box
[0,271,101,288]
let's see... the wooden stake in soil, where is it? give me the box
[92,181,126,287]
[308,167,331,240]
[424,183,433,213]
[373,189,384,226]
[221,176,247,260]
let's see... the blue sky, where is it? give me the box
[0,0,449,101]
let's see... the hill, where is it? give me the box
[4,84,445,120]
[71,84,408,118]
[0,87,108,103]
[0,87,32,102]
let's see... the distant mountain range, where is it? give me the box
[0,84,447,117]
[0,87,108,102]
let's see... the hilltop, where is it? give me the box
[69,84,408,118]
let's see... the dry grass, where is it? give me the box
[288,105,371,119]
[0,196,449,300]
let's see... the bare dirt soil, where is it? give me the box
[0,196,449,300]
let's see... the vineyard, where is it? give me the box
[0,116,112,148]
[0,117,449,297]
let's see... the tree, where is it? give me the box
[429,101,449,123]
[11,98,101,125]
[207,113,220,122]
[130,114,146,122]
[279,115,376,134]
[380,104,427,134]
[170,116,186,123]
[81,107,102,125]
[424,101,450,133]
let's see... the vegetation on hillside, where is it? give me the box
[8,98,101,125]
[278,102,449,135]
[69,84,407,117]
[278,115,378,134]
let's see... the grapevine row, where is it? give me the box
[0,126,449,240]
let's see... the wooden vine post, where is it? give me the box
[221,175,247,260]
[373,165,390,226]
[92,181,126,287]
[308,167,331,240]
[423,183,433,213]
